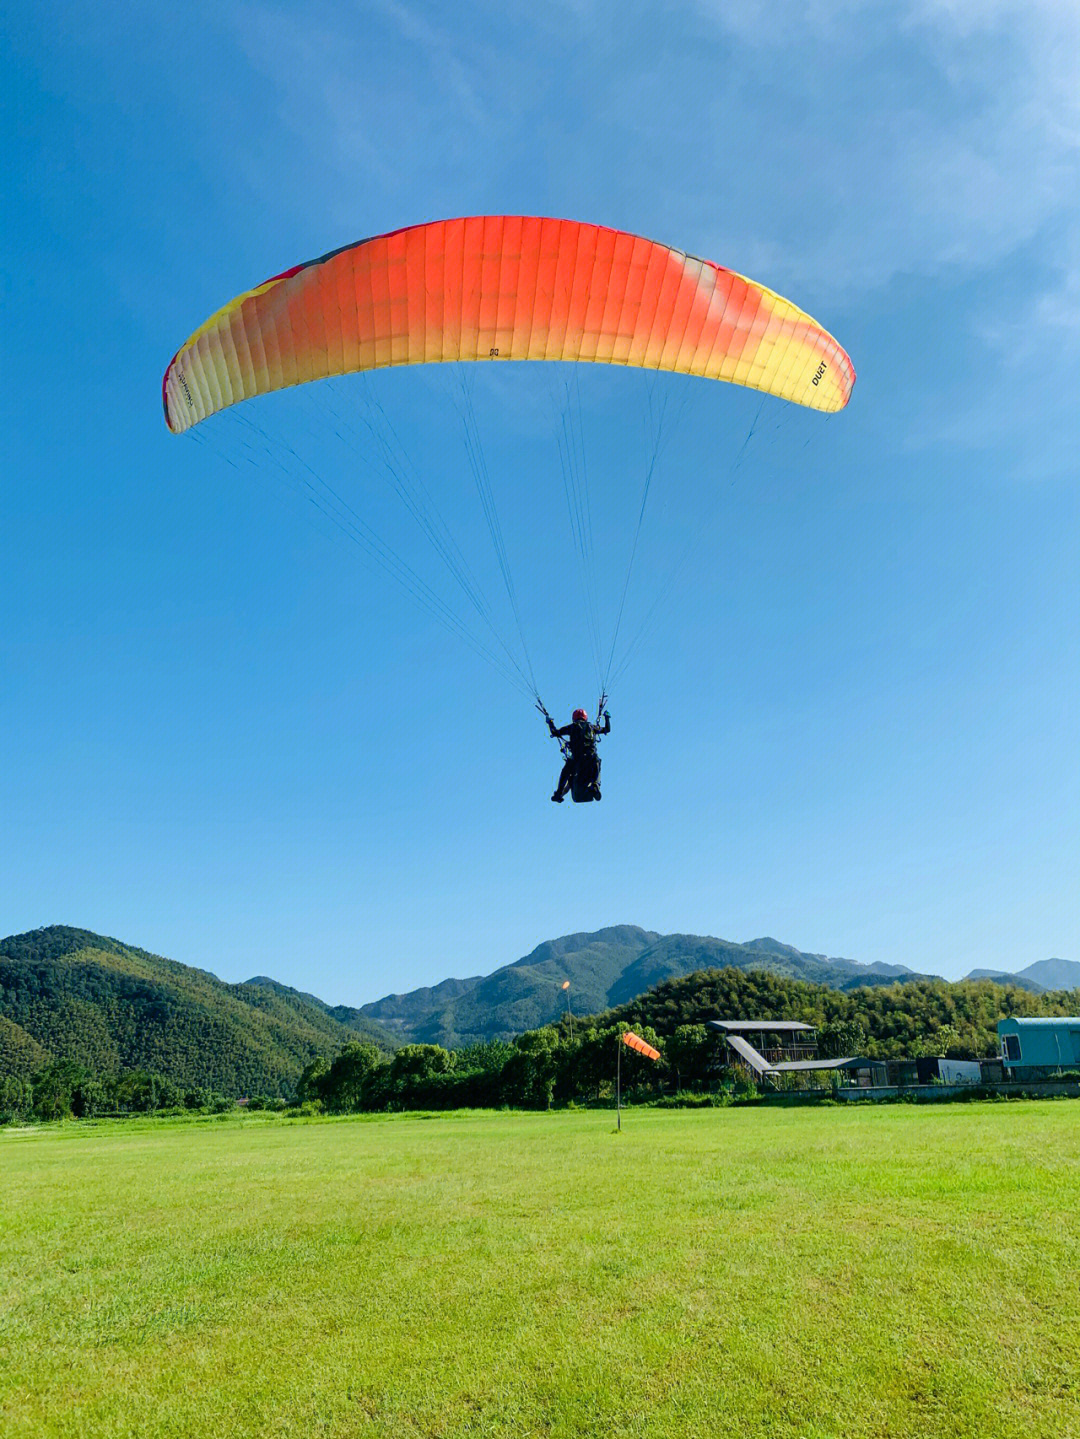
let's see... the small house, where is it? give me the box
[998,1017,1080,1077]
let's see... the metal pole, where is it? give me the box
[617,1038,622,1132]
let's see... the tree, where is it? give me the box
[818,1020,868,1060]
[0,1075,33,1123]
[666,1025,714,1089]
[563,1026,617,1102]
[296,1055,330,1103]
[32,1060,87,1120]
[617,1024,665,1096]
[501,1029,559,1109]
[911,1023,962,1059]
[71,1076,108,1118]
[390,1044,454,1085]
[114,1071,182,1113]
[322,1043,383,1112]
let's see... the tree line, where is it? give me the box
[0,1062,244,1123]
[5,967,1077,1123]
[594,967,1079,1059]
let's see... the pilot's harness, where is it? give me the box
[537,692,607,763]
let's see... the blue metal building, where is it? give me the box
[998,1017,1080,1074]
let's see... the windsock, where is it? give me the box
[622,1031,660,1061]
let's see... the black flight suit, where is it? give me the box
[550,713,610,800]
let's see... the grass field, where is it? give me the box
[2,1102,1078,1439]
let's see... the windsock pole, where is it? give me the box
[617,1039,622,1132]
[616,1031,660,1130]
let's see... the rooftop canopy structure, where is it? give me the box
[706,1019,818,1068]
[708,1021,815,1033]
[707,1019,885,1087]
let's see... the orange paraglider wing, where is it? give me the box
[164,215,854,433]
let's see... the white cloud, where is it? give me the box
[684,0,1080,300]
[222,0,1078,340]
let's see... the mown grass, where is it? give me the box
[2,1102,1078,1438]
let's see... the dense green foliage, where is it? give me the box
[303,966,1080,1114]
[0,926,396,1098]
[593,965,1080,1059]
[0,1058,249,1124]
[5,1105,1080,1438]
[5,926,1078,1121]
[357,925,933,1045]
[299,1026,666,1114]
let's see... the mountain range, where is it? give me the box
[2,924,1075,1092]
[358,925,935,1046]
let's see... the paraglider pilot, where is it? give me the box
[548,708,610,802]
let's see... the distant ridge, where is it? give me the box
[965,968,1045,994]
[358,926,938,1046]
[962,959,1080,995]
[4,924,1074,1093]
[1018,958,1080,991]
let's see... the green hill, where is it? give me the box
[6,923,1075,1101]
[585,965,1080,1060]
[358,926,931,1046]
[0,926,397,1097]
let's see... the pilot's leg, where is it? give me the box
[552,759,574,802]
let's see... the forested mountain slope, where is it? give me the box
[5,924,1074,1096]
[962,959,1080,994]
[0,926,396,1096]
[1017,958,1080,991]
[358,926,933,1046]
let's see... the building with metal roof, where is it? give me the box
[706,1019,885,1087]
[722,1033,778,1076]
[998,1017,1080,1075]
[706,1020,818,1070]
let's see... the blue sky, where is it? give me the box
[2,1,1077,1002]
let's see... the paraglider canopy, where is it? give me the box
[164,215,854,434]
[163,216,854,764]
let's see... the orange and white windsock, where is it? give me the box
[622,1031,661,1061]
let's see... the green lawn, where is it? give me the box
[2,1103,1078,1438]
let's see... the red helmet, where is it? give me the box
[572,709,589,722]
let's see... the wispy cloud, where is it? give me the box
[687,0,1080,301]
[973,223,1080,363]
[227,0,520,232]
[221,2,1078,313]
